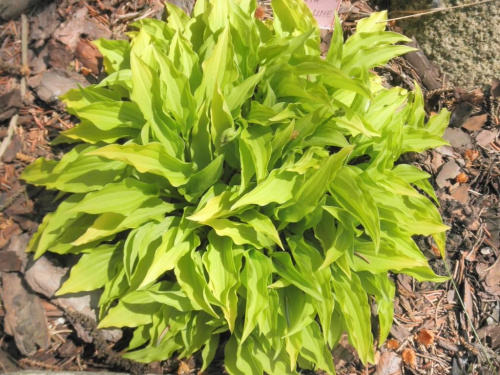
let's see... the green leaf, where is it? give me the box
[54,121,139,145]
[198,26,239,101]
[329,167,380,251]
[241,249,272,342]
[326,13,343,67]
[201,334,220,372]
[278,146,353,223]
[57,243,121,295]
[88,143,195,187]
[67,178,158,215]
[72,199,176,246]
[271,252,322,301]
[203,232,241,331]
[232,170,300,210]
[93,39,131,73]
[204,218,276,249]
[300,322,336,375]
[74,101,145,131]
[21,144,127,193]
[181,155,224,201]
[358,272,395,344]
[331,270,374,364]
[175,250,219,318]
[226,68,266,116]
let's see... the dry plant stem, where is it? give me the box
[0,14,28,161]
[380,0,495,23]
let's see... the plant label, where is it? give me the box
[304,0,341,29]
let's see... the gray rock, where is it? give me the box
[391,0,500,87]
[0,0,40,20]
[24,256,122,343]
[35,70,88,103]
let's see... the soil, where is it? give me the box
[0,1,499,374]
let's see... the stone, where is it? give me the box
[0,0,39,20]
[24,256,122,343]
[390,0,500,87]
[35,70,88,103]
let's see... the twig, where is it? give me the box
[21,14,28,97]
[380,0,495,23]
[0,115,19,160]
[0,14,29,161]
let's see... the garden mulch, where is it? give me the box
[0,0,498,374]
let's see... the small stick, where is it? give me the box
[378,0,495,23]
[21,14,28,97]
[0,14,29,161]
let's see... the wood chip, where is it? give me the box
[375,351,402,375]
[462,113,487,131]
[0,272,50,355]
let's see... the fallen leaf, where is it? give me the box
[477,257,500,296]
[375,351,402,375]
[431,244,441,258]
[464,149,479,166]
[455,172,469,184]
[462,114,487,131]
[385,338,399,350]
[416,329,435,347]
[75,39,102,75]
[177,360,191,375]
[476,325,500,350]
[402,348,416,368]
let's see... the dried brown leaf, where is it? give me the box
[416,329,435,347]
[402,348,416,368]
[455,172,469,184]
[386,338,400,350]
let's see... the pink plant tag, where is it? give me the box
[304,0,342,30]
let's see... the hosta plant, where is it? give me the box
[22,0,450,373]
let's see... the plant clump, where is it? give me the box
[22,1,450,373]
